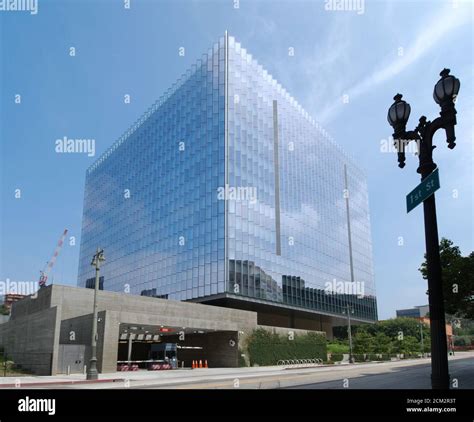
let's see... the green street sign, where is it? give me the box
[406,168,440,213]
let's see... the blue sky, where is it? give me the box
[1,0,472,319]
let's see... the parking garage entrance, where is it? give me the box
[117,323,238,370]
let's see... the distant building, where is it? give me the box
[396,305,429,319]
[419,316,454,351]
[396,305,453,351]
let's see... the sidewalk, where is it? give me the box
[1,352,472,388]
[0,365,287,388]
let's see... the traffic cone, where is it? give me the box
[204,360,208,368]
[199,360,202,368]
[192,360,195,369]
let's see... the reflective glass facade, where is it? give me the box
[78,37,227,300]
[78,34,377,322]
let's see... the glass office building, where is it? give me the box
[78,33,377,326]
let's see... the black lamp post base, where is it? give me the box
[431,373,450,390]
[86,358,99,380]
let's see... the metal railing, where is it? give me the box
[277,358,323,368]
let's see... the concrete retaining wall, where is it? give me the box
[0,305,61,375]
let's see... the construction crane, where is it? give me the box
[38,229,68,289]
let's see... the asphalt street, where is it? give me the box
[9,353,472,390]
[286,355,474,389]
[134,354,474,390]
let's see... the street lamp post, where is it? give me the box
[343,305,355,364]
[387,68,460,390]
[420,320,424,358]
[450,318,460,356]
[86,248,105,380]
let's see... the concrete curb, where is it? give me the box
[0,378,124,388]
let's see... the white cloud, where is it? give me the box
[317,3,472,123]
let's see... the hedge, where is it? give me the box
[327,341,350,354]
[246,328,326,366]
[331,353,344,362]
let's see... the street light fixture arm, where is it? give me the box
[388,69,460,177]
[392,129,419,169]
[415,116,443,178]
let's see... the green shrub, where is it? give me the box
[381,354,391,361]
[373,333,392,354]
[331,353,343,362]
[353,331,375,354]
[454,337,467,346]
[246,328,327,366]
[367,353,379,361]
[327,341,349,354]
[354,354,366,362]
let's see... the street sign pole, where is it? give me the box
[406,167,449,388]
[422,190,449,389]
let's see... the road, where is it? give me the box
[287,356,474,389]
[11,353,472,390]
[132,354,474,389]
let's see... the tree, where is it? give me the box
[419,238,474,319]
[334,318,431,345]
[337,319,429,356]
[394,335,420,355]
[353,330,375,354]
[369,318,429,341]
[373,332,392,354]
[452,318,474,336]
